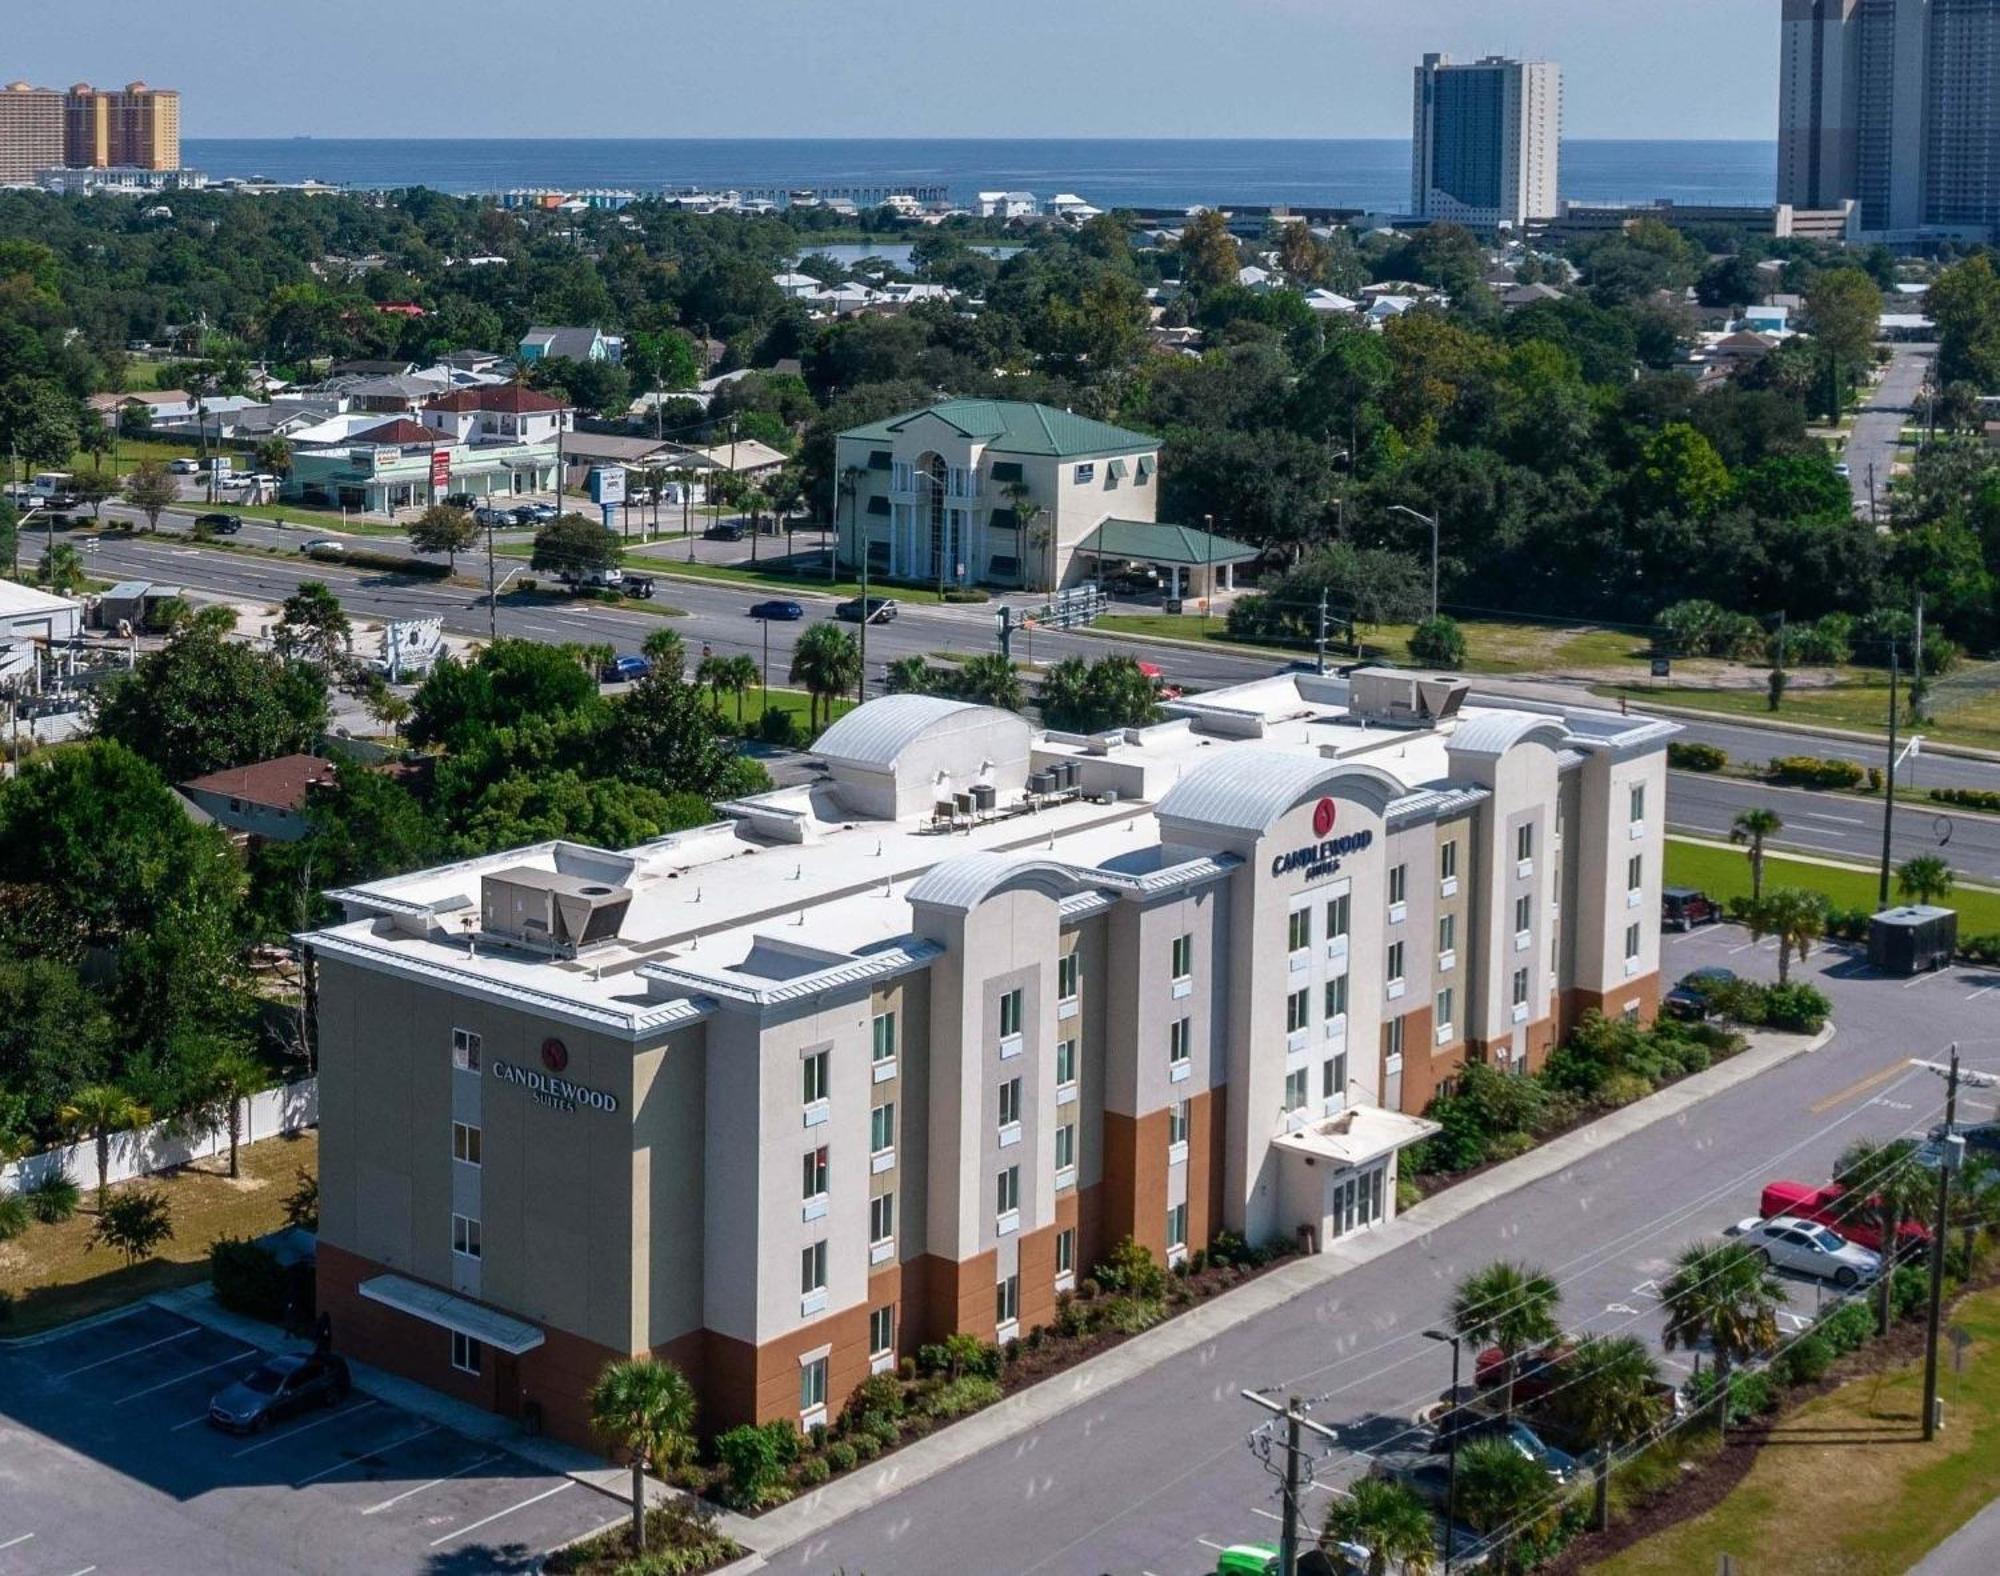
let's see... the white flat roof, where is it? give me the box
[359,1274,545,1353]
[1271,1106,1442,1169]
[0,577,79,618]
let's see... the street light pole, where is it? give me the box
[1425,1329,1462,1573]
[1880,638,1900,909]
[1388,504,1441,621]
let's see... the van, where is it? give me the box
[29,471,74,502]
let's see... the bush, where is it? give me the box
[0,1189,26,1242]
[715,1421,800,1508]
[756,706,801,746]
[1768,754,1865,789]
[1054,1290,1088,1337]
[1486,1130,1537,1162]
[282,1168,319,1231]
[1208,1231,1250,1268]
[919,1375,1003,1418]
[1094,1236,1169,1300]
[1892,1264,1928,1321]
[1776,1332,1835,1385]
[1727,1369,1777,1420]
[211,1237,290,1321]
[852,1431,882,1461]
[1095,1294,1168,1334]
[24,1169,80,1224]
[1825,907,1874,943]
[1417,1094,1490,1173]
[793,1454,831,1487]
[1598,1070,1655,1108]
[840,1372,905,1431]
[1667,741,1727,772]
[1962,933,2000,966]
[940,587,990,603]
[1933,785,2000,815]
[89,1187,173,1265]
[1409,614,1467,669]
[1817,1300,1875,1355]
[865,1413,900,1448]
[1763,982,1831,1033]
[918,1332,1000,1381]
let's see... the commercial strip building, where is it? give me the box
[1411,53,1561,230]
[0,78,180,185]
[835,399,1253,595]
[306,669,1672,1449]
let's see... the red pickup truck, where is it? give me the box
[1760,1180,1929,1258]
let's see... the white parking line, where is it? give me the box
[1197,1538,1230,1553]
[230,1399,377,1458]
[428,1480,573,1547]
[294,1423,438,1488]
[1903,973,1939,989]
[64,1566,97,1575]
[57,1326,196,1378]
[115,1349,255,1404]
[361,1450,503,1515]
[1968,985,2000,1002]
[0,1533,34,1551]
[170,1413,211,1432]
[1250,1507,1281,1522]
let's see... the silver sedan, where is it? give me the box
[1735,1214,1882,1287]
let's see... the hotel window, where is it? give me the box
[871,1010,897,1065]
[1057,951,1080,1002]
[1625,922,1642,960]
[870,1101,896,1155]
[1388,864,1407,905]
[802,1049,830,1106]
[998,1077,1022,1129]
[1324,1051,1348,1100]
[1288,908,1312,952]
[802,1145,829,1201]
[1287,987,1311,1033]
[452,1121,481,1166]
[1385,1016,1406,1058]
[1435,987,1454,1035]
[869,1191,895,1245]
[1516,823,1534,863]
[1325,974,1349,1019]
[1325,893,1351,942]
[1056,1037,1078,1088]
[1074,463,1095,484]
[999,988,1024,1039]
[800,1356,828,1414]
[1167,1202,1188,1251]
[451,1331,482,1376]
[996,1273,1020,1327]
[996,1165,1021,1216]
[1386,941,1405,984]
[451,1214,481,1260]
[1513,967,1530,1007]
[1056,1228,1075,1277]
[1514,895,1533,935]
[1169,1016,1192,1067]
[451,1028,481,1071]
[1440,840,1458,882]
[1627,853,1643,892]
[1284,1067,1309,1110]
[800,1240,828,1296]
[1169,1098,1189,1146]
[1630,783,1646,824]
[869,1306,894,1359]
[1438,913,1455,955]
[1055,1122,1076,1171]
[1171,933,1193,980]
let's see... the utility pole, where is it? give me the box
[1240,1390,1337,1576]
[1912,592,1926,723]
[1880,637,1900,910]
[854,471,870,706]
[1867,460,1879,527]
[1315,588,1329,677]
[1916,1050,1998,1440]
[485,518,498,643]
[1425,1329,1464,1572]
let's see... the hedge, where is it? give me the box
[1934,786,2000,815]
[1668,741,1727,772]
[210,1237,288,1322]
[1767,755,1865,789]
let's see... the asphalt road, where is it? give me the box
[1845,341,1933,520]
[787,926,2000,1575]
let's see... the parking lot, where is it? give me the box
[0,1305,620,1576]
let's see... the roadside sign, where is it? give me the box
[1650,656,1671,678]
[589,467,626,506]
[430,449,451,491]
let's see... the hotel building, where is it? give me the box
[1411,53,1562,230]
[0,78,181,185]
[307,670,1672,1448]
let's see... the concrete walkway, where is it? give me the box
[735,1021,1833,1556]
[1908,1493,2000,1575]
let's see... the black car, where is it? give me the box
[1661,886,1722,932]
[706,520,746,542]
[624,573,656,601]
[1930,1119,2000,1159]
[194,511,241,535]
[510,504,541,525]
[209,1352,351,1433]
[1664,965,1738,1020]
[443,492,480,510]
[835,596,898,625]
[749,599,805,621]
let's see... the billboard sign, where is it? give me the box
[430,449,452,491]
[589,466,626,506]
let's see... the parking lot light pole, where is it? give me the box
[1425,1328,1462,1573]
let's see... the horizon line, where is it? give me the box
[181,132,1778,145]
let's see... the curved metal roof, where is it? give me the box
[906,852,1090,914]
[1445,712,1569,761]
[1155,750,1404,837]
[814,694,999,769]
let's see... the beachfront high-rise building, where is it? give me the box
[0,82,66,185]
[1410,53,1561,229]
[1779,0,2000,238]
[64,81,180,170]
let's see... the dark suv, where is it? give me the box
[1661,886,1721,932]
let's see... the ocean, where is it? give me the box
[179,137,1777,212]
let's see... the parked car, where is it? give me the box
[193,511,241,535]
[1661,886,1722,932]
[599,654,653,685]
[474,506,513,528]
[835,595,898,624]
[208,1352,350,1433]
[1428,1415,1580,1481]
[522,501,558,522]
[706,520,746,542]
[302,538,344,556]
[1735,1213,1882,1287]
[1929,1119,2000,1160]
[1663,965,1737,1020]
[623,573,656,600]
[168,457,202,474]
[1759,1180,1930,1259]
[749,599,805,621]
[443,492,480,510]
[510,504,541,525]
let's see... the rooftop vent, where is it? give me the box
[1346,667,1471,727]
[480,866,632,954]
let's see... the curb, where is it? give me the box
[734,1021,1831,1557]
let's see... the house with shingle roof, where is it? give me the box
[836,399,1251,597]
[517,325,623,365]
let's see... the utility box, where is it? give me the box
[1868,904,1957,975]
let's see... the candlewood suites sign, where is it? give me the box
[1271,799,1373,883]
[492,1037,619,1114]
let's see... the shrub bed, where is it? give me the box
[209,1237,289,1322]
[1933,786,2000,815]
[1667,741,1726,772]
[542,1501,741,1575]
[1766,754,1864,789]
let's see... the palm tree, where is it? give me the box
[192,1049,266,1180]
[722,653,758,724]
[1729,808,1784,901]
[1834,1137,1932,1333]
[743,486,770,564]
[1897,854,1956,906]
[1322,1476,1436,1576]
[587,1356,698,1555]
[1660,1239,1783,1435]
[952,652,1023,711]
[693,653,731,712]
[59,1084,151,1209]
[641,627,686,681]
[1449,1261,1561,1417]
[253,436,294,480]
[1454,1436,1559,1540]
[885,654,935,695]
[1746,886,1827,984]
[1542,1334,1666,1449]
[1003,480,1050,592]
[790,622,860,733]
[41,542,86,594]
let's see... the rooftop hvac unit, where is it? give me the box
[480,866,632,952]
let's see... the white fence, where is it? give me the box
[1,1078,318,1194]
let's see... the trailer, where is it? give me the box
[1868,904,1957,975]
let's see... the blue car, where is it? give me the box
[599,654,653,684]
[749,599,805,621]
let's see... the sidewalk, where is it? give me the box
[734,1021,1833,1556]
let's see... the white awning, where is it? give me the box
[1270,1105,1441,1170]
[358,1274,546,1354]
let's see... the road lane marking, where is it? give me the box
[230,1399,377,1457]
[361,1450,503,1514]
[1811,1058,1911,1115]
[1803,811,1868,826]
[294,1423,438,1487]
[58,1326,196,1378]
[115,1349,256,1404]
[428,1480,573,1547]
[0,1534,34,1551]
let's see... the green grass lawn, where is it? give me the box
[711,684,853,742]
[499,543,974,608]
[1665,836,2000,934]
[1091,613,1653,676]
[1593,1279,2000,1576]
[1604,673,2000,753]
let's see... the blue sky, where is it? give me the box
[17,0,1780,140]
